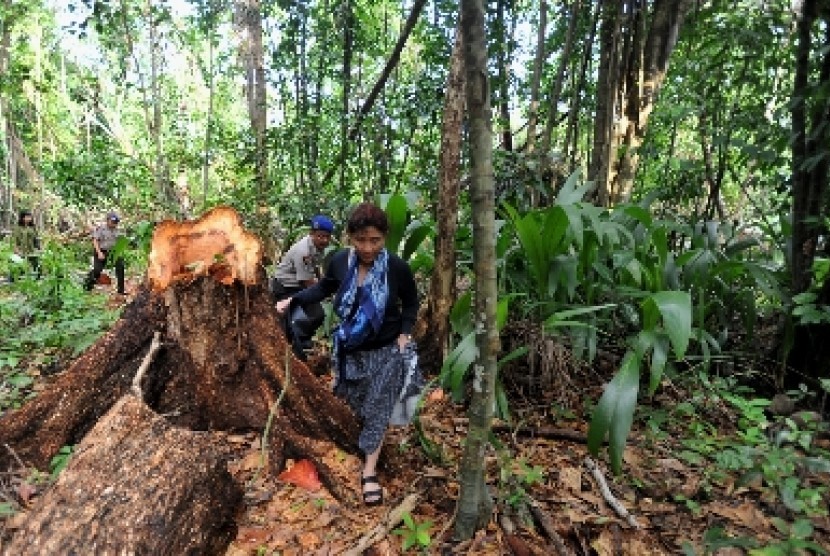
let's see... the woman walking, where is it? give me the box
[276,202,422,506]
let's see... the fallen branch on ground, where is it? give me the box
[343,493,420,556]
[131,331,162,399]
[491,424,592,444]
[583,457,640,529]
[527,494,572,555]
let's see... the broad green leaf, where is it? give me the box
[651,227,668,264]
[401,223,432,261]
[7,374,33,388]
[643,291,692,359]
[561,204,584,248]
[544,304,615,330]
[587,351,641,474]
[384,194,408,255]
[555,169,591,204]
[440,332,478,401]
[649,335,669,395]
[498,346,528,367]
[621,205,652,228]
[449,291,473,335]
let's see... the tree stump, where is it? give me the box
[3,395,241,555]
[0,289,166,470]
[0,206,362,503]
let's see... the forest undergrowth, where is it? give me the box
[1,277,828,555]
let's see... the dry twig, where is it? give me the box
[343,492,420,556]
[583,456,640,529]
[527,495,572,555]
[131,331,162,399]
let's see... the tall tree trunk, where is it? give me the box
[588,0,623,206]
[610,0,693,204]
[455,0,498,541]
[339,0,353,192]
[525,0,547,156]
[421,23,465,374]
[791,0,830,295]
[145,0,170,207]
[563,1,599,171]
[237,0,268,212]
[202,0,218,209]
[0,0,12,228]
[495,0,513,151]
[541,0,580,158]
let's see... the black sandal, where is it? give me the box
[361,475,384,506]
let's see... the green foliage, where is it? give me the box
[50,445,74,478]
[1,240,120,413]
[393,512,433,553]
[439,290,518,421]
[380,192,434,264]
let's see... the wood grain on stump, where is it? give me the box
[4,395,241,556]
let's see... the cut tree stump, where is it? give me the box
[4,395,242,555]
[0,288,166,470]
[0,206,365,520]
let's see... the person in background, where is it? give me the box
[272,214,335,358]
[276,202,422,506]
[84,212,125,295]
[10,210,40,281]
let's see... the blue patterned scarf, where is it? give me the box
[333,248,389,353]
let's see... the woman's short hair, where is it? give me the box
[346,203,388,235]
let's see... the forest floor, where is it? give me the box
[2,284,829,555]
[221,355,830,555]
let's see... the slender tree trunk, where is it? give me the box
[422,23,465,374]
[791,0,830,295]
[564,1,599,171]
[120,0,153,142]
[541,0,580,157]
[454,0,499,541]
[202,1,217,208]
[525,0,547,156]
[145,0,170,207]
[0,0,12,228]
[588,0,623,206]
[340,0,353,192]
[321,0,428,188]
[495,0,513,151]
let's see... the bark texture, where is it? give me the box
[0,289,165,470]
[420,23,464,374]
[0,207,362,509]
[456,0,499,540]
[4,396,241,556]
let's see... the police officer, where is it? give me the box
[84,212,126,295]
[272,215,335,358]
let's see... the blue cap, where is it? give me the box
[107,212,120,223]
[310,215,334,233]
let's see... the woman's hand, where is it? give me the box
[276,297,292,314]
[397,333,411,353]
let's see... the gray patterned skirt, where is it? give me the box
[334,342,424,455]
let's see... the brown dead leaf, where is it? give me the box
[427,388,445,402]
[16,481,37,504]
[559,466,582,492]
[622,536,665,555]
[707,501,770,531]
[237,526,270,545]
[639,498,677,514]
[297,531,321,549]
[591,528,616,556]
[657,458,686,473]
[238,450,264,472]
